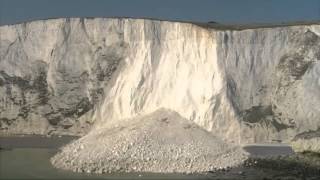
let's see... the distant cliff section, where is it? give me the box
[0,18,319,151]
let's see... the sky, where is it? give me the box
[0,0,319,25]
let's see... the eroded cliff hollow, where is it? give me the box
[0,18,320,150]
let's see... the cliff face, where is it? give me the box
[0,18,319,146]
[219,27,320,144]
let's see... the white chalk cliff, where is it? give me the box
[0,18,320,150]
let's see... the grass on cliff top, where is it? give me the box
[193,20,320,31]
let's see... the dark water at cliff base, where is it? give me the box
[0,136,207,180]
[0,136,320,180]
[0,148,210,179]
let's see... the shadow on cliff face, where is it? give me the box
[273,29,320,95]
[241,105,295,133]
[293,128,320,140]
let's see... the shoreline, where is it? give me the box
[0,135,319,179]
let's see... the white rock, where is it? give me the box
[1,18,319,147]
